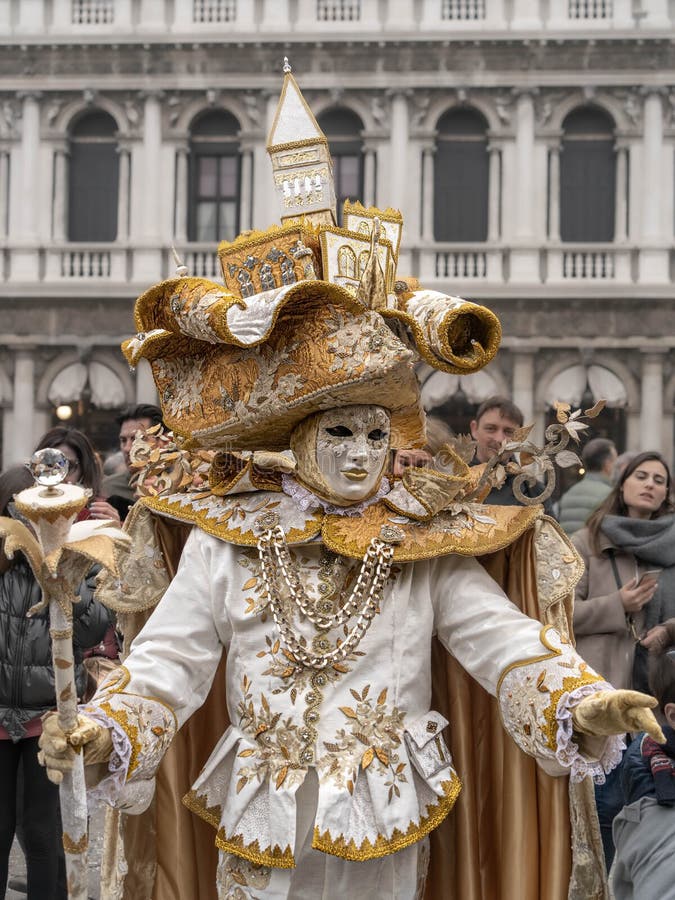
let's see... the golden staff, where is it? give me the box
[0,449,128,899]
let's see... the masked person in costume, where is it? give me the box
[38,63,664,900]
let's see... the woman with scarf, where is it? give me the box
[572,451,675,869]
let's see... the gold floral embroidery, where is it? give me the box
[323,501,541,562]
[141,492,322,547]
[316,686,408,801]
[312,774,462,861]
[98,699,142,777]
[216,851,272,898]
[235,677,306,792]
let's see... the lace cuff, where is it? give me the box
[555,683,626,784]
[82,706,134,805]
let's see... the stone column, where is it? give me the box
[421,141,435,242]
[116,144,131,242]
[173,141,189,244]
[641,93,663,242]
[512,351,538,437]
[12,93,41,279]
[18,92,41,241]
[0,148,9,239]
[510,90,539,282]
[8,350,36,466]
[141,92,162,241]
[487,141,501,242]
[639,92,667,281]
[362,142,377,208]
[388,92,409,213]
[514,91,535,241]
[52,142,69,242]
[614,142,628,243]
[640,350,665,452]
[239,143,254,232]
[136,92,163,279]
[547,140,561,241]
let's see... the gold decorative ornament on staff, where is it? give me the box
[0,448,128,900]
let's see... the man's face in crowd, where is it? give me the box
[119,417,153,470]
[470,408,520,464]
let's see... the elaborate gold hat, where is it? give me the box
[123,60,502,452]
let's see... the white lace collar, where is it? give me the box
[281,474,390,517]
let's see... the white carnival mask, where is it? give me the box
[314,405,390,503]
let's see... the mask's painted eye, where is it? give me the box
[326,425,353,438]
[368,429,387,442]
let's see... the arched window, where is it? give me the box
[68,110,119,242]
[318,108,364,222]
[560,106,616,242]
[434,108,489,242]
[188,110,241,242]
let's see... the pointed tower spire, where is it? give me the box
[267,59,336,227]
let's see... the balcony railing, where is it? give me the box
[8,0,671,36]
[1,242,670,288]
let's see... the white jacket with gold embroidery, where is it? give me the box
[85,528,622,868]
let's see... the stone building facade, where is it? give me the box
[1,0,675,469]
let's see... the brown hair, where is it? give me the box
[0,465,34,517]
[586,451,675,554]
[473,396,524,428]
[34,427,102,497]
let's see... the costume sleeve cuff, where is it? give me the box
[80,665,177,810]
[554,682,626,784]
[81,706,135,806]
[497,625,623,782]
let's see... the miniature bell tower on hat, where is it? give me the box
[267,58,337,227]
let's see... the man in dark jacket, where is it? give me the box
[102,403,163,521]
[558,437,617,535]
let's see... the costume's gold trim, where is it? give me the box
[14,496,87,524]
[312,774,462,861]
[216,832,296,869]
[343,200,403,222]
[96,664,131,694]
[496,626,562,696]
[183,788,222,830]
[139,494,323,547]
[62,832,89,854]
[542,671,605,751]
[99,700,142,777]
[132,276,242,337]
[380,301,501,376]
[268,136,329,153]
[322,502,541,562]
[217,220,319,256]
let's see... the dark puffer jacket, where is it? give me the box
[0,554,111,741]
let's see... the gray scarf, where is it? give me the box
[601,513,675,691]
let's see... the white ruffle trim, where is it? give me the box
[555,683,626,784]
[281,474,390,516]
[83,706,133,805]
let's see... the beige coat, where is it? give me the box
[572,527,646,691]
